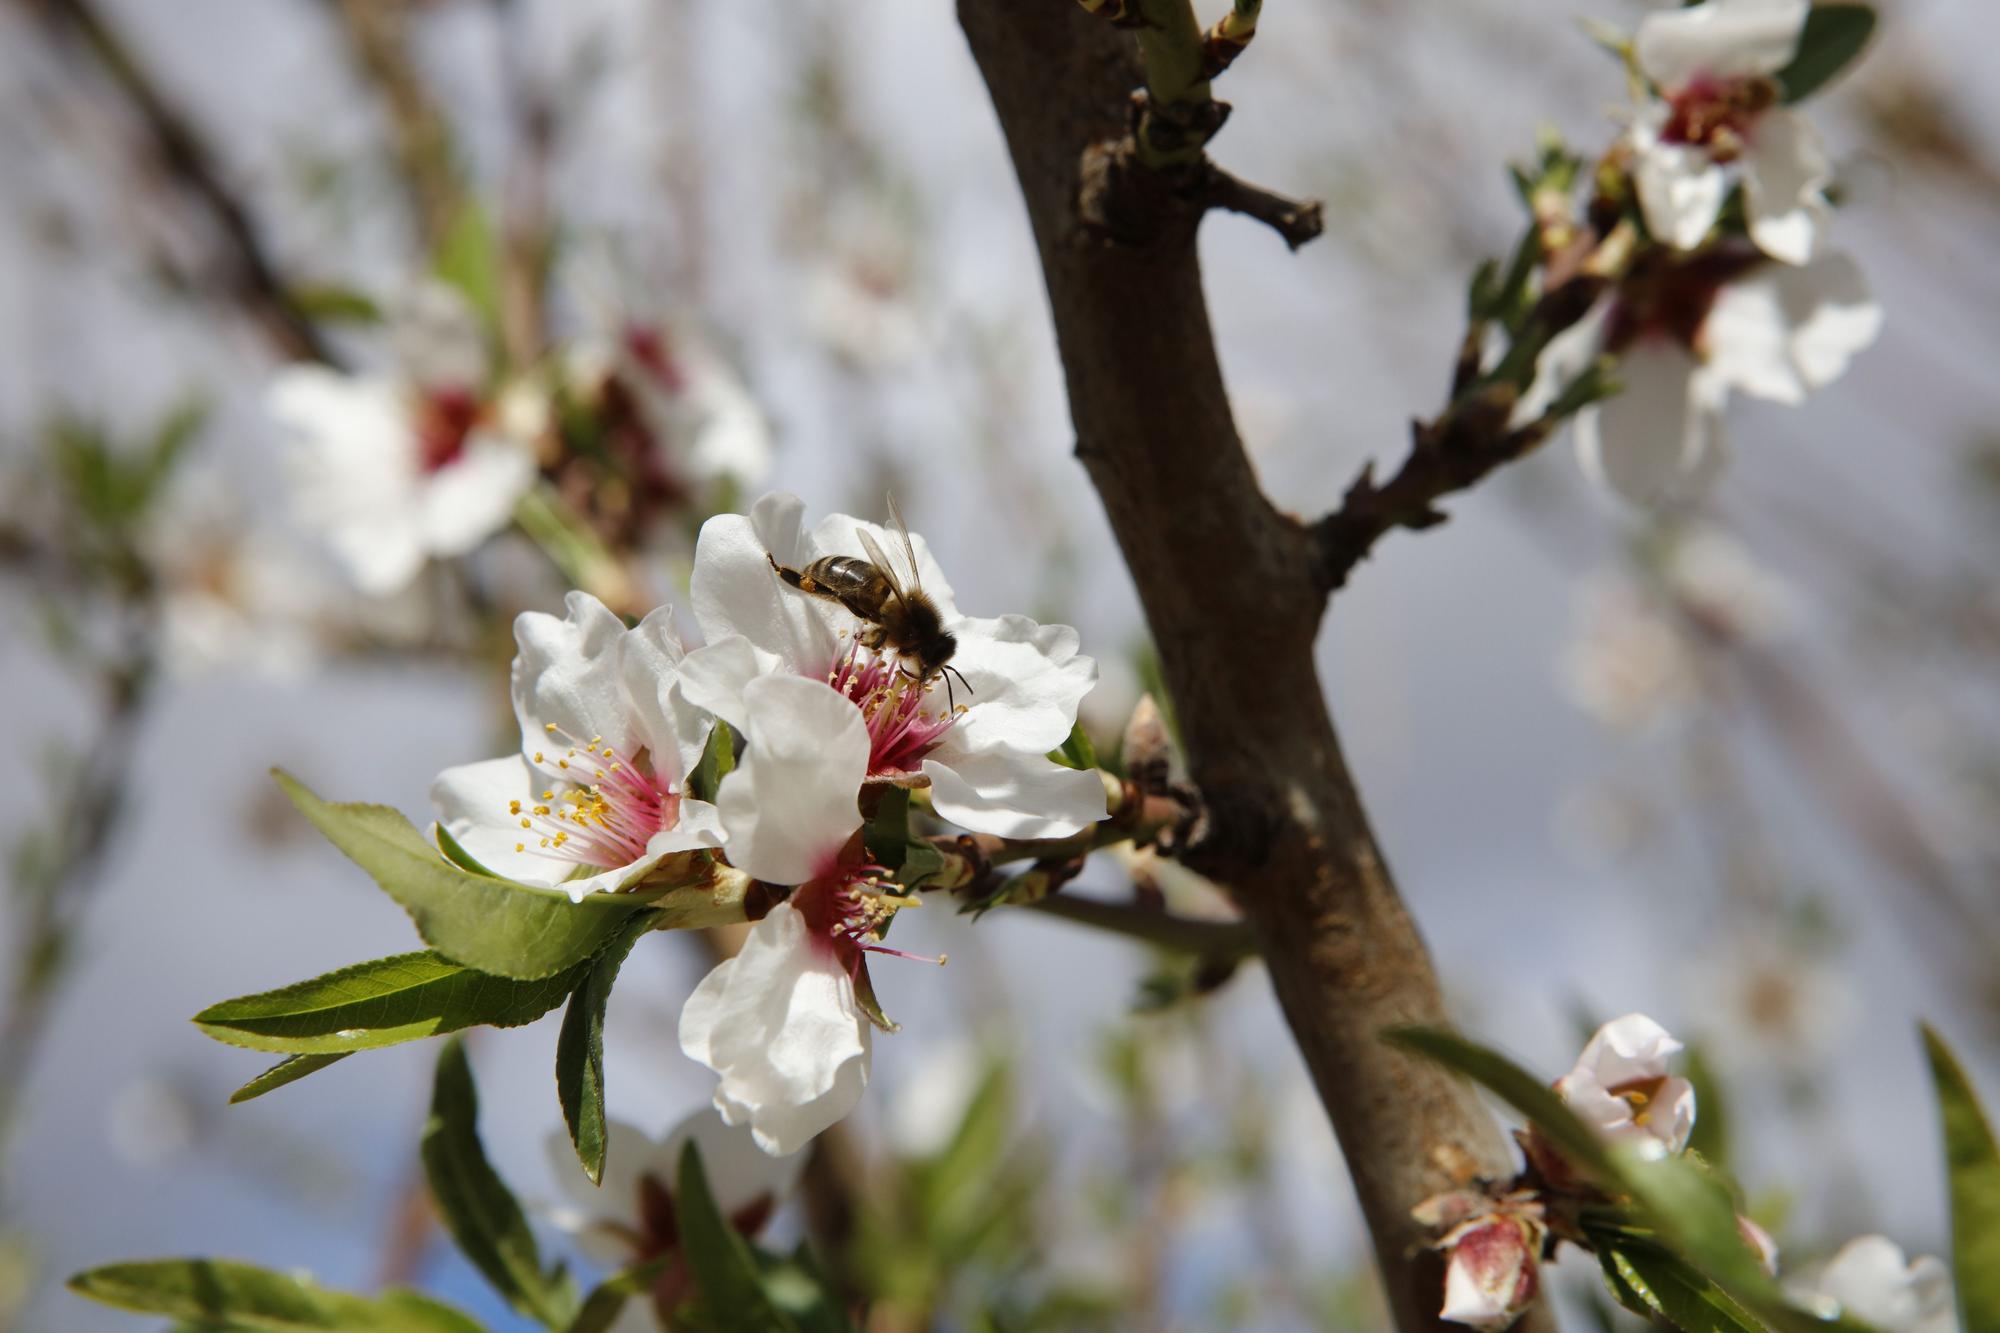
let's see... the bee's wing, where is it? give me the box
[854,525,910,612]
[884,492,925,596]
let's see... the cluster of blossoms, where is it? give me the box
[435,492,1101,1157]
[1521,0,1881,507]
[268,278,770,596]
[1421,1014,1956,1331]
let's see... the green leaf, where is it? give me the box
[861,786,943,892]
[286,284,383,325]
[432,203,503,339]
[1775,4,1876,103]
[1683,1043,1732,1171]
[67,1259,482,1331]
[688,724,736,805]
[423,1039,575,1329]
[275,770,653,980]
[1047,722,1098,772]
[556,912,658,1184]
[195,951,583,1054]
[436,823,499,878]
[228,1053,349,1105]
[563,1257,672,1333]
[1924,1024,2000,1333]
[1381,1025,1615,1180]
[674,1143,799,1333]
[1602,1242,1765,1332]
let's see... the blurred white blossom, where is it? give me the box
[1795,1236,1958,1333]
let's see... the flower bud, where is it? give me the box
[1439,1214,1543,1330]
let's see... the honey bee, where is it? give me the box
[767,497,972,710]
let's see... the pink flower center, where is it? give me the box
[827,644,957,775]
[793,863,943,974]
[1660,75,1777,159]
[510,725,681,869]
[415,386,480,474]
[1603,244,1766,354]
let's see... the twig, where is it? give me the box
[326,0,462,249]
[18,0,337,366]
[1201,165,1324,250]
[1022,894,1252,958]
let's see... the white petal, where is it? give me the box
[677,903,872,1157]
[419,431,535,557]
[690,495,841,678]
[618,606,701,780]
[1703,276,1808,405]
[539,1120,660,1268]
[943,615,1097,756]
[512,592,641,766]
[430,756,570,889]
[269,367,427,594]
[716,675,869,885]
[1742,109,1831,266]
[1512,299,1612,430]
[644,797,726,862]
[677,635,776,737]
[1773,252,1883,390]
[659,1105,806,1218]
[1816,1236,1958,1332]
[1634,138,1729,253]
[1577,343,1721,506]
[1574,1013,1686,1087]
[684,362,774,488]
[1636,0,1809,91]
[924,750,1108,840]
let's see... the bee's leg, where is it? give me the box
[857,624,887,650]
[767,552,816,593]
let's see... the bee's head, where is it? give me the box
[920,629,957,679]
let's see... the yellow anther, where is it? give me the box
[509,800,522,815]
[534,752,545,763]
[520,818,531,829]
[515,842,525,853]
[545,723,558,733]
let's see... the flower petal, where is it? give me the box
[1635,0,1808,91]
[677,634,776,737]
[430,755,569,889]
[1742,109,1831,266]
[540,1120,660,1268]
[924,750,1108,841]
[678,903,872,1157]
[619,606,704,780]
[419,431,536,557]
[512,592,641,766]
[1577,343,1722,506]
[1633,136,1729,253]
[1702,275,1808,405]
[269,368,427,594]
[1773,252,1883,390]
[716,675,869,885]
[659,1105,806,1219]
[1513,299,1612,430]
[942,615,1097,756]
[691,493,842,678]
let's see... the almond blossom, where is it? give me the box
[680,673,935,1157]
[1521,246,1881,506]
[1798,1235,1959,1333]
[431,591,723,900]
[1415,1190,1546,1330]
[678,492,1106,840]
[1627,0,1828,264]
[1554,1013,1696,1159]
[267,283,535,594]
[543,1108,802,1330]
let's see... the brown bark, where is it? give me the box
[955,5,1539,1328]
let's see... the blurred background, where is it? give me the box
[2,0,1997,1328]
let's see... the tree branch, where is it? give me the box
[326,0,462,250]
[954,5,1544,1328]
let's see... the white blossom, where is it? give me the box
[679,673,913,1157]
[1561,575,1700,732]
[1523,250,1881,506]
[1797,1236,1959,1333]
[431,591,723,900]
[1628,0,1829,264]
[680,492,1106,841]
[1416,1192,1546,1331]
[268,284,534,595]
[1554,1013,1696,1159]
